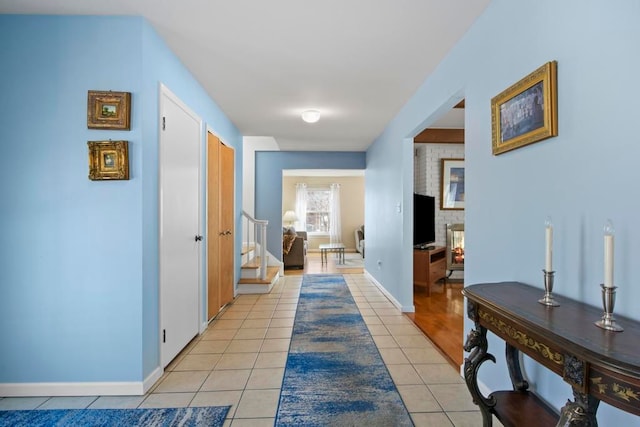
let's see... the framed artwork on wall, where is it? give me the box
[441,158,464,210]
[87,90,131,130]
[491,61,558,155]
[88,140,129,180]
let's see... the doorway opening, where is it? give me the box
[281,169,364,271]
[408,99,465,368]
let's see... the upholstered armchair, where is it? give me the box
[354,225,365,258]
[283,229,307,269]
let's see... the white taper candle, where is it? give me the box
[604,220,614,288]
[545,217,553,272]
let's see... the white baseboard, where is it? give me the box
[0,367,164,397]
[363,270,415,313]
[0,381,144,397]
[401,303,416,313]
[142,366,163,394]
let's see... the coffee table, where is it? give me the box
[319,243,345,265]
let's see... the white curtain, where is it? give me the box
[295,183,307,231]
[329,183,342,244]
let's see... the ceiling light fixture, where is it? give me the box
[301,109,320,123]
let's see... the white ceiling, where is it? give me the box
[0,0,487,151]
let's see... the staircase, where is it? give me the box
[237,211,280,294]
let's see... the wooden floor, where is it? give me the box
[282,251,363,275]
[407,280,464,368]
[284,253,464,369]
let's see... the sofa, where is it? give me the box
[354,225,365,258]
[283,228,307,269]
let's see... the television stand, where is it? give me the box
[413,246,446,296]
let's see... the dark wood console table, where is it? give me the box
[463,282,640,427]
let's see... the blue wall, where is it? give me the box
[0,15,241,385]
[367,1,640,424]
[254,151,365,260]
[0,15,144,383]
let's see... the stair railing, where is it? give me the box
[242,210,269,280]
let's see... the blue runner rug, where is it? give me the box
[276,274,413,426]
[0,405,231,427]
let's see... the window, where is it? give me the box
[305,188,331,233]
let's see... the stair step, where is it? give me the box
[240,256,268,279]
[237,266,279,295]
[241,256,262,269]
[238,266,279,285]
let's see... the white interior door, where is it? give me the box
[160,85,202,367]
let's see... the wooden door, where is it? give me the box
[207,133,221,320]
[160,88,201,367]
[219,143,235,307]
[207,132,235,320]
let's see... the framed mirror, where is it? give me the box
[446,223,465,272]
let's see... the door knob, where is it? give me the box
[194,235,203,242]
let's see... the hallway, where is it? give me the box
[0,273,493,426]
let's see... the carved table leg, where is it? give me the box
[558,390,600,427]
[505,343,529,391]
[464,324,496,427]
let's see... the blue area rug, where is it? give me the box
[0,406,231,427]
[276,274,413,426]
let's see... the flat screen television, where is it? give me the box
[413,193,436,249]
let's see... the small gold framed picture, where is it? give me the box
[491,61,558,155]
[87,90,131,130]
[88,140,129,180]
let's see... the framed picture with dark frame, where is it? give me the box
[87,90,131,130]
[441,158,464,210]
[491,61,558,155]
[88,140,129,180]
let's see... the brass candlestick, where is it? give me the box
[538,270,559,306]
[595,284,623,332]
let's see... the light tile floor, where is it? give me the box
[0,274,503,426]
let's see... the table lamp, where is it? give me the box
[282,210,298,227]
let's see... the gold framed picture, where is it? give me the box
[87,90,131,130]
[440,158,465,210]
[491,61,557,155]
[88,140,129,180]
